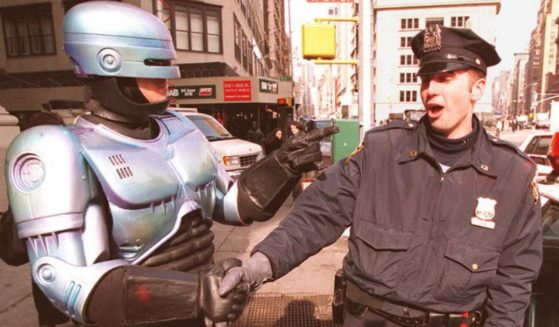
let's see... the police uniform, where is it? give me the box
[252,26,542,326]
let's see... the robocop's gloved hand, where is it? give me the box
[236,126,340,223]
[218,252,273,296]
[276,138,322,174]
[276,126,339,173]
[199,258,250,323]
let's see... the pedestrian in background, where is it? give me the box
[262,128,283,155]
[218,25,542,327]
[495,119,503,138]
[246,120,264,144]
[26,111,66,129]
[289,121,305,140]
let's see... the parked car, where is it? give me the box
[179,112,264,179]
[519,131,554,177]
[535,113,551,130]
[525,181,559,326]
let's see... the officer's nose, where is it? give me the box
[421,78,439,98]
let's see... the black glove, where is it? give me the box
[199,258,250,323]
[218,252,273,296]
[235,126,339,223]
[277,138,322,173]
[277,125,339,173]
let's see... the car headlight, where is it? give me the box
[223,155,240,166]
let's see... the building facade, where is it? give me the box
[511,52,529,117]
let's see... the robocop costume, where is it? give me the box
[4,2,326,325]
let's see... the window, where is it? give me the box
[2,3,55,57]
[157,1,222,54]
[399,73,418,83]
[400,36,412,48]
[234,15,241,61]
[450,16,470,28]
[399,90,418,103]
[242,32,248,70]
[399,55,419,66]
[401,18,419,30]
[426,17,444,28]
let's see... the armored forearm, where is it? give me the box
[87,264,200,325]
[236,153,301,222]
[234,126,339,222]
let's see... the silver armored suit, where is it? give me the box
[5,111,245,324]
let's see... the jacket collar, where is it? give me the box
[397,115,497,177]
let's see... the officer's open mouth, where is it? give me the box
[426,104,444,113]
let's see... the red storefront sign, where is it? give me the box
[223,80,252,101]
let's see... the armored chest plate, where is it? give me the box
[73,114,219,263]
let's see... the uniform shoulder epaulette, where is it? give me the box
[488,135,534,163]
[366,120,417,135]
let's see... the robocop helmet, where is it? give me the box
[63,1,179,79]
[63,1,179,116]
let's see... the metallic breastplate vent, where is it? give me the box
[141,210,215,272]
[108,154,126,165]
[108,154,133,179]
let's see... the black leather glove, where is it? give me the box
[276,138,322,173]
[218,252,273,296]
[199,258,250,323]
[236,126,339,223]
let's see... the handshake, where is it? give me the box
[200,253,273,325]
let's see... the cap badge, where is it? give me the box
[424,24,442,53]
[471,197,496,229]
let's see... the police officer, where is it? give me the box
[219,25,543,326]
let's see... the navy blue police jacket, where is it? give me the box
[253,117,542,326]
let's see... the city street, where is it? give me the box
[0,125,542,326]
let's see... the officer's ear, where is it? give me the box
[470,76,486,102]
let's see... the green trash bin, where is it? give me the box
[332,119,361,163]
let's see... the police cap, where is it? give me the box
[411,25,501,77]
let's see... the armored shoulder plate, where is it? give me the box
[5,125,96,238]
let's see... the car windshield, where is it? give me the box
[187,115,234,141]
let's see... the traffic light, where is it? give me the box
[277,97,293,107]
[286,97,293,107]
[302,24,336,60]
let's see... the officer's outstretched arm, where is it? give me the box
[217,126,339,225]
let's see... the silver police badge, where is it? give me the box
[471,197,496,229]
[423,24,442,53]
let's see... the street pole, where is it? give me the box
[358,0,372,136]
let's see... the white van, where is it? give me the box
[179,112,264,179]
